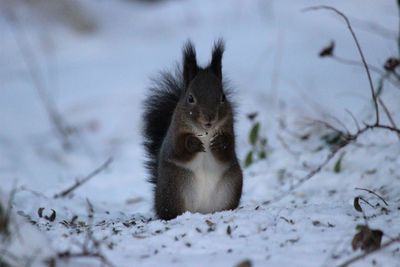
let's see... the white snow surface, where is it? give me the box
[1,0,400,266]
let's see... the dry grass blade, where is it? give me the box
[377,98,400,140]
[345,109,360,132]
[3,7,73,150]
[355,187,389,206]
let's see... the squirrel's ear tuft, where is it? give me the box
[183,40,198,88]
[209,39,225,79]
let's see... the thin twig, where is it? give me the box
[277,134,301,156]
[331,56,400,88]
[54,158,113,198]
[337,236,400,267]
[350,17,397,41]
[377,97,400,140]
[308,119,345,134]
[398,1,400,56]
[353,123,400,136]
[304,6,380,124]
[345,109,360,132]
[357,196,375,210]
[333,56,385,76]
[265,145,344,205]
[355,187,389,206]
[83,198,95,251]
[329,115,351,135]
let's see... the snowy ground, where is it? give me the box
[1,0,400,266]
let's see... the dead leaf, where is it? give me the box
[319,41,335,57]
[227,225,232,236]
[205,219,215,227]
[384,57,400,71]
[354,197,362,212]
[246,112,258,121]
[44,209,56,222]
[352,225,383,252]
[235,259,252,267]
[38,207,44,218]
[205,219,216,232]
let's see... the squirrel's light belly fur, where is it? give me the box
[182,132,229,213]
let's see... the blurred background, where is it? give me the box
[1,1,399,266]
[0,0,398,206]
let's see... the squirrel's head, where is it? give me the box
[178,40,231,132]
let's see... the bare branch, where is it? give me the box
[304,5,380,124]
[54,158,113,198]
[377,98,400,140]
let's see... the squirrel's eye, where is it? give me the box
[187,94,195,104]
[221,94,226,103]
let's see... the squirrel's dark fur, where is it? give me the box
[143,40,243,220]
[143,70,183,185]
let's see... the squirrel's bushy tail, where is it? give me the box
[143,70,183,184]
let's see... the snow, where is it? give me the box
[1,0,399,266]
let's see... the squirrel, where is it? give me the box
[143,40,243,220]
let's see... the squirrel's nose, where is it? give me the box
[203,114,215,128]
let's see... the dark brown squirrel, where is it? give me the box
[143,40,243,220]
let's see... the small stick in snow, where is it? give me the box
[355,187,389,207]
[264,145,344,205]
[337,236,400,267]
[54,157,113,198]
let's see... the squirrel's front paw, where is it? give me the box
[185,135,205,153]
[210,133,229,151]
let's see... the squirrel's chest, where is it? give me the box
[183,135,229,213]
